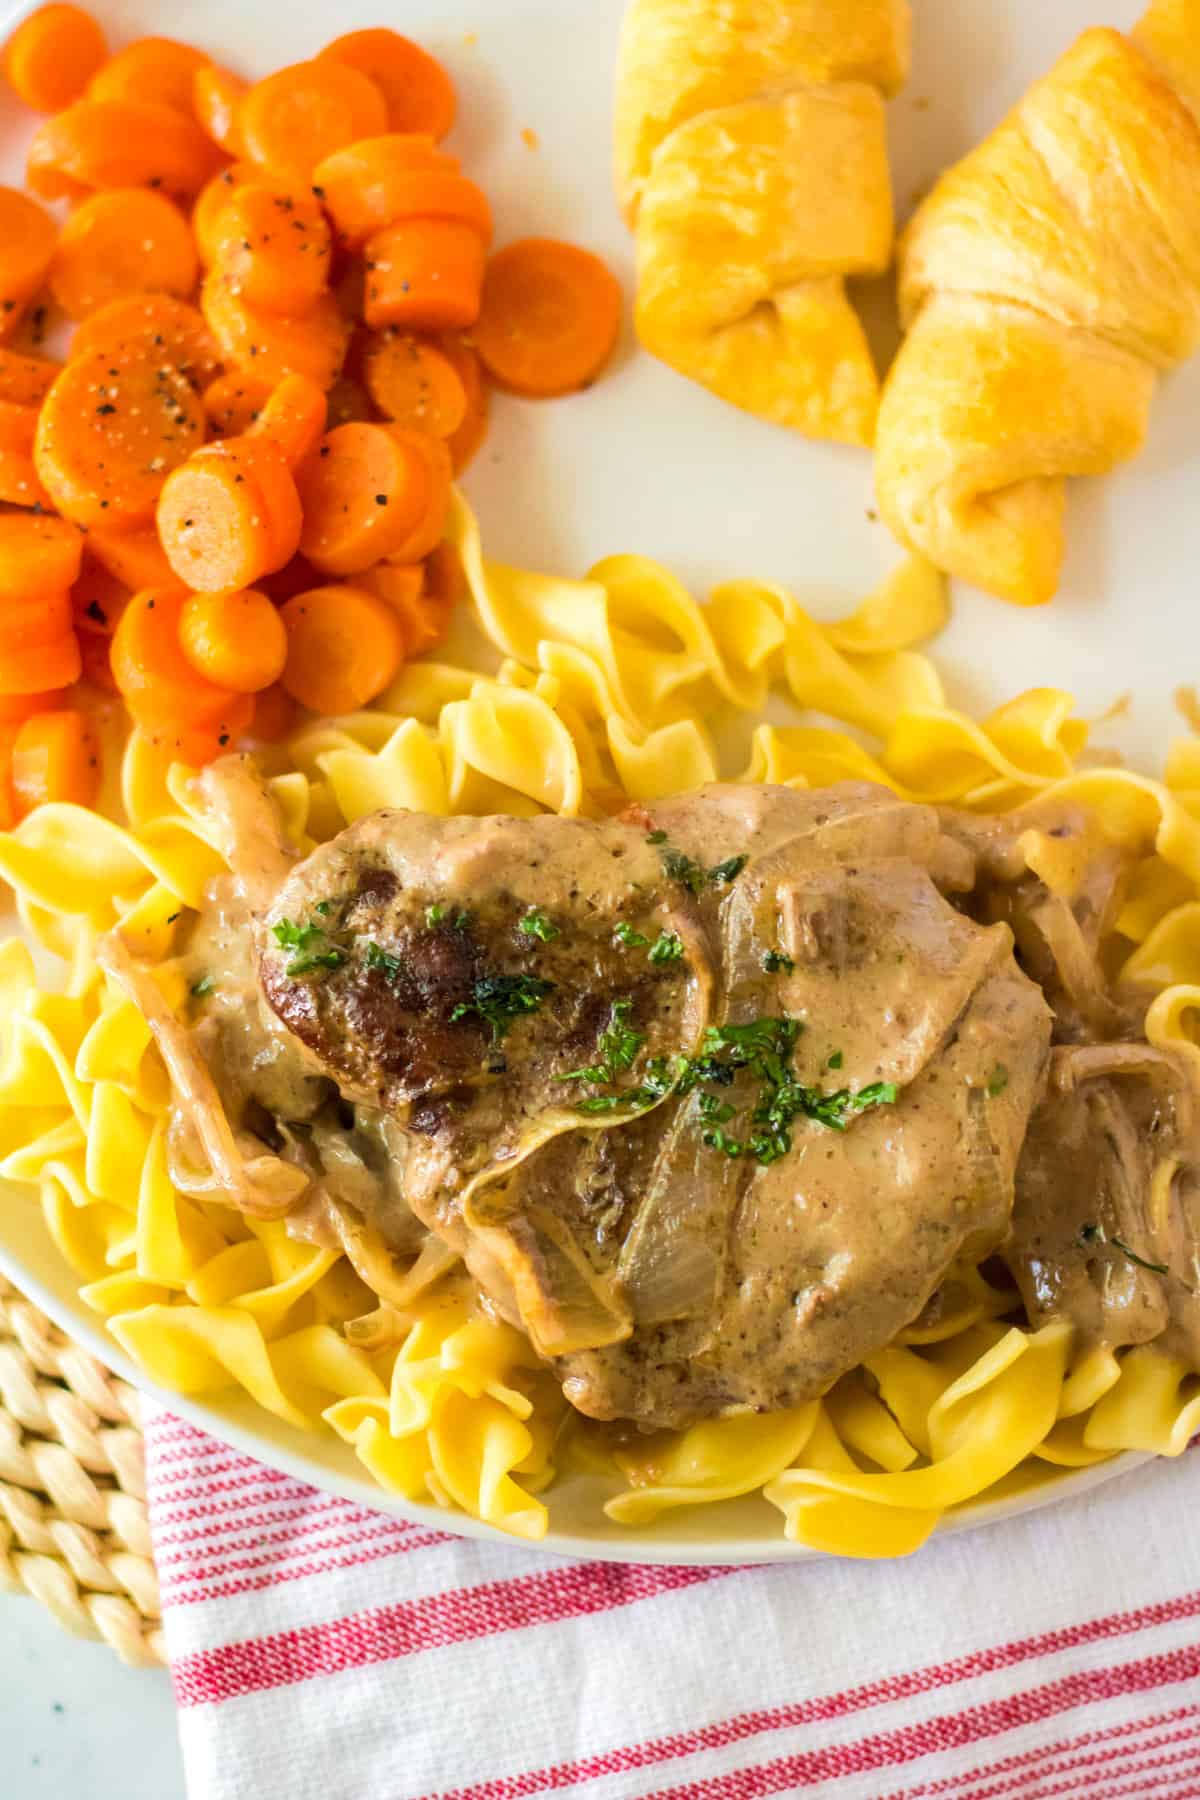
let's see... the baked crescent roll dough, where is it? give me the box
[876,2,1200,605]
[615,0,911,445]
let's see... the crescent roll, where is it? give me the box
[875,1,1200,605]
[615,0,911,445]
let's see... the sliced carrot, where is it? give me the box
[251,373,327,468]
[179,588,288,692]
[0,587,72,646]
[361,331,466,437]
[0,512,82,599]
[325,372,371,426]
[296,421,445,575]
[0,725,19,826]
[156,434,301,592]
[424,539,466,610]
[248,681,296,741]
[202,370,274,436]
[438,331,489,472]
[0,399,52,507]
[239,59,387,186]
[0,187,57,337]
[192,160,260,266]
[0,689,69,721]
[35,346,204,529]
[3,4,107,113]
[88,36,210,115]
[201,270,349,388]
[473,238,622,398]
[319,31,455,140]
[26,98,222,200]
[258,553,321,603]
[12,709,100,813]
[356,559,445,659]
[213,182,331,315]
[193,63,247,155]
[86,525,176,593]
[312,134,451,249]
[382,429,452,564]
[279,585,404,713]
[0,628,82,695]
[50,187,198,320]
[0,345,61,407]
[111,586,244,729]
[71,548,128,678]
[69,294,222,389]
[363,219,487,332]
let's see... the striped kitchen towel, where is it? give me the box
[144,1409,1200,1800]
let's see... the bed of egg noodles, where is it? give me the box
[1,493,1199,1553]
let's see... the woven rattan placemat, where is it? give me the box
[0,1274,164,1666]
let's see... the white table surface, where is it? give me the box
[0,1595,185,1799]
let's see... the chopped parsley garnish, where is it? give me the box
[614,921,650,948]
[426,903,446,927]
[763,950,795,975]
[654,838,749,896]
[365,941,404,983]
[573,1055,678,1115]
[648,930,683,964]
[271,916,345,977]
[314,899,334,916]
[451,973,553,1042]
[454,909,472,930]
[681,1016,897,1165]
[190,975,214,998]
[518,907,560,943]
[987,1064,1010,1097]
[660,846,707,895]
[827,1050,844,1070]
[561,999,645,1086]
[1078,1221,1169,1276]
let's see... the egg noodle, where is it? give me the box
[1,493,1199,1553]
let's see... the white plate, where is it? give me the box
[0,0,1179,1559]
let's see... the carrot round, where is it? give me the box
[319,30,455,140]
[0,187,57,335]
[438,331,489,473]
[69,293,222,390]
[279,585,404,713]
[12,709,100,814]
[35,346,204,529]
[193,63,247,156]
[111,586,252,749]
[26,98,222,200]
[86,524,176,594]
[247,681,296,741]
[156,434,301,592]
[88,36,210,114]
[473,238,622,398]
[362,331,466,437]
[213,182,331,316]
[239,59,387,186]
[0,689,70,722]
[3,4,107,113]
[312,134,450,249]
[192,160,261,266]
[0,399,52,507]
[201,270,349,388]
[296,421,445,575]
[202,370,274,437]
[363,219,487,332]
[0,621,82,695]
[72,550,128,689]
[251,373,327,468]
[0,512,82,599]
[179,588,288,692]
[0,345,61,407]
[50,188,198,320]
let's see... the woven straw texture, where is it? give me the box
[0,1274,164,1666]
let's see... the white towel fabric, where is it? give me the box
[144,1407,1200,1800]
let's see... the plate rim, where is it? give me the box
[0,1229,1153,1567]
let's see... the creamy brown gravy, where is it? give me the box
[173,763,1200,1429]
